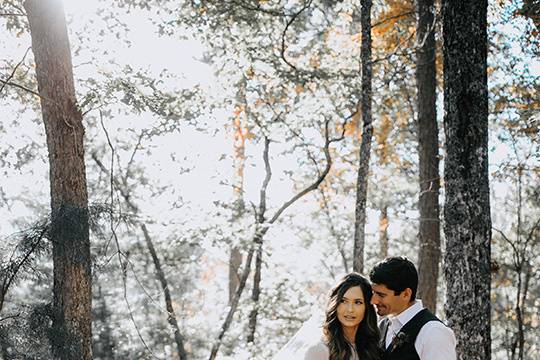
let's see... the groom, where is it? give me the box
[369,257,456,360]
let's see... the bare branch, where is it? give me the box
[371,10,415,29]
[268,118,333,224]
[0,226,47,312]
[0,312,21,323]
[0,47,31,95]
[258,137,272,223]
[493,227,521,268]
[280,0,314,71]
[371,29,416,65]
[318,187,349,273]
[524,215,540,249]
[97,114,159,359]
[0,78,42,98]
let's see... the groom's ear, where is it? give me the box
[402,288,413,302]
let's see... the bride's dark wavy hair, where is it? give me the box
[323,273,382,360]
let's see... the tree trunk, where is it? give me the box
[379,205,389,260]
[229,92,247,304]
[246,238,263,343]
[228,247,242,304]
[24,0,92,358]
[416,0,440,313]
[442,1,491,359]
[140,225,188,360]
[246,137,270,344]
[353,0,373,274]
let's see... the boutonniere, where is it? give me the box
[390,331,410,351]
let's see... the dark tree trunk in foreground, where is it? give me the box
[353,0,373,274]
[442,1,491,359]
[416,0,440,313]
[25,0,92,358]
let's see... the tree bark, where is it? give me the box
[442,1,491,359]
[24,0,92,358]
[353,0,373,274]
[228,247,242,304]
[416,0,440,313]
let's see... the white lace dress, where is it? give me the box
[272,312,359,360]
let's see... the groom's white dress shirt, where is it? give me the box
[384,300,456,360]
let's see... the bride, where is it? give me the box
[273,273,382,360]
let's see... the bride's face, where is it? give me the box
[336,286,365,329]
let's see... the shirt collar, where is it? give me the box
[389,300,424,328]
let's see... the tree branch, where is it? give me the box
[0,47,31,95]
[280,0,314,71]
[268,118,333,224]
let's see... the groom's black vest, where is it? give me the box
[379,308,442,360]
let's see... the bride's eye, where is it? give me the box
[355,300,364,305]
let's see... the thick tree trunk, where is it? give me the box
[416,0,440,313]
[24,0,92,358]
[353,0,373,274]
[442,1,491,359]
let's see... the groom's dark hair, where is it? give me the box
[369,256,418,301]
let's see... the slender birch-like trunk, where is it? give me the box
[353,0,373,273]
[416,0,440,313]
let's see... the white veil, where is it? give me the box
[272,308,327,360]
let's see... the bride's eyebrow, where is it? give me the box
[342,296,364,301]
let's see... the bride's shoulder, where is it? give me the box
[304,339,329,359]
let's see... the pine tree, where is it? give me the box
[442,1,491,358]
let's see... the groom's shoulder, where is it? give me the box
[418,313,456,344]
[418,309,454,332]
